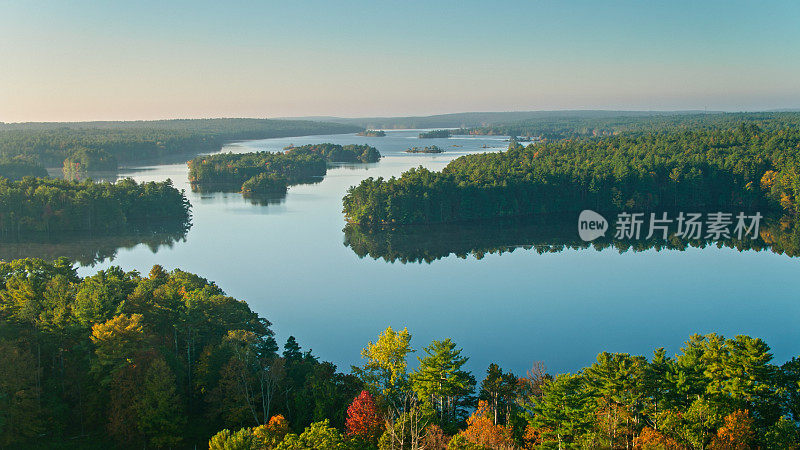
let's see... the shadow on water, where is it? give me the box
[0,220,191,266]
[343,212,800,264]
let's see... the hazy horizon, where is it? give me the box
[2,0,799,122]
[3,108,800,125]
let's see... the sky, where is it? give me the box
[1,0,799,122]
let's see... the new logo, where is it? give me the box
[578,210,608,241]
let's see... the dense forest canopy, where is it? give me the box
[0,259,362,448]
[189,144,381,195]
[0,118,362,170]
[1,260,796,449]
[0,177,190,235]
[454,111,800,140]
[0,155,49,180]
[343,124,800,225]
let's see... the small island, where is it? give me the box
[357,129,386,137]
[405,145,444,154]
[418,129,451,138]
[188,143,381,194]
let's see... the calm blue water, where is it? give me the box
[61,130,799,375]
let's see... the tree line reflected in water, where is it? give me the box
[0,220,190,266]
[343,212,800,264]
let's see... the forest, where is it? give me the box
[0,259,796,449]
[454,112,800,140]
[188,144,381,194]
[0,156,49,180]
[0,119,362,171]
[343,124,800,225]
[0,177,190,236]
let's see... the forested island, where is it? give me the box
[418,129,452,138]
[0,177,190,236]
[0,259,797,448]
[0,118,362,174]
[405,145,444,154]
[357,130,386,137]
[343,124,800,225]
[188,144,381,195]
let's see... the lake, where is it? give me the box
[6,129,799,376]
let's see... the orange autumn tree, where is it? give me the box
[345,390,384,442]
[252,414,290,448]
[458,400,515,449]
[709,410,755,450]
[634,427,682,450]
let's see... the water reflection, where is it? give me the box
[0,221,190,266]
[190,176,324,206]
[344,213,800,263]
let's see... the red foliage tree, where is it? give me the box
[345,390,384,442]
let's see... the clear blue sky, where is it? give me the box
[1,0,798,121]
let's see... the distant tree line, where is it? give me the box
[0,177,190,236]
[0,119,362,172]
[453,111,800,140]
[343,124,800,225]
[188,144,381,194]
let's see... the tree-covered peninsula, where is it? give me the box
[1,259,797,449]
[0,177,190,236]
[0,156,49,180]
[343,124,800,225]
[189,144,381,194]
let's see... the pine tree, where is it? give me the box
[410,338,475,426]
